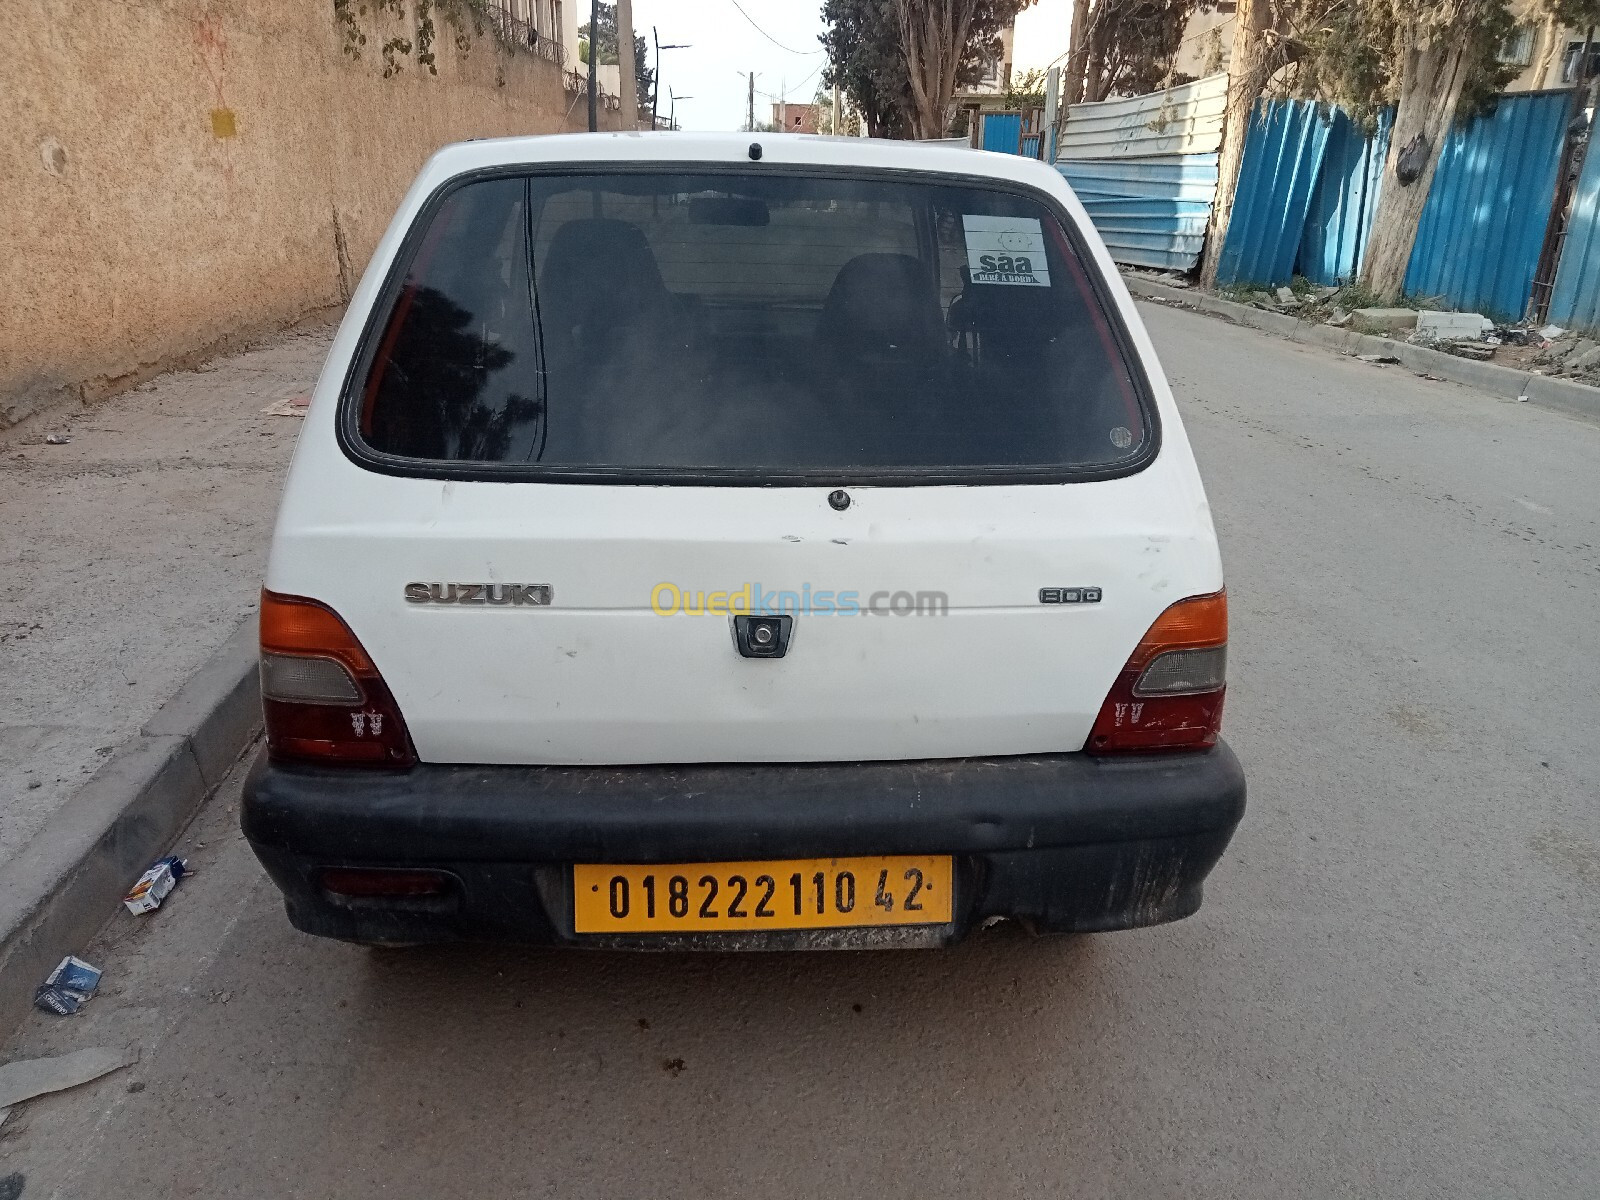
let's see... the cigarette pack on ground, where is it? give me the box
[123,856,188,915]
[34,955,102,1015]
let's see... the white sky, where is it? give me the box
[626,0,1074,132]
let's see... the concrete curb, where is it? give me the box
[1121,274,1600,423]
[0,618,259,1034]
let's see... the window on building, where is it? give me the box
[1499,26,1536,67]
[1562,40,1600,83]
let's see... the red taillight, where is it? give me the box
[259,590,416,768]
[1088,591,1228,754]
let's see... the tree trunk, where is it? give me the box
[1360,29,1472,299]
[1531,15,1564,92]
[1083,11,1111,103]
[1199,0,1270,288]
[615,0,638,128]
[1063,0,1092,106]
[897,0,979,138]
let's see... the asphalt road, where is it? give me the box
[3,301,1597,1199]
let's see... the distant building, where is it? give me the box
[956,18,1016,100]
[1171,2,1234,82]
[771,102,819,133]
[503,0,578,70]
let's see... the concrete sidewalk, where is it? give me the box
[0,322,333,870]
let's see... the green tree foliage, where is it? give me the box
[820,0,914,137]
[1283,0,1518,122]
[1538,0,1600,30]
[579,0,654,112]
[1003,66,1048,109]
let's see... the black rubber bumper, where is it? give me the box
[241,743,1246,947]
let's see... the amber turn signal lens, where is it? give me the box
[1128,590,1227,668]
[260,592,375,675]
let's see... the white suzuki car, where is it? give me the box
[242,132,1244,949]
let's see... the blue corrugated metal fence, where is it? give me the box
[1545,124,1600,329]
[981,112,1023,154]
[1298,110,1391,285]
[1215,101,1334,287]
[1404,90,1569,320]
[1056,81,1600,323]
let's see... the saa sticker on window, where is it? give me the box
[963,215,1051,287]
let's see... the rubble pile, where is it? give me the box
[1528,327,1600,381]
[1125,269,1599,384]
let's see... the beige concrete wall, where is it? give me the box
[1,0,620,427]
[1172,5,1235,82]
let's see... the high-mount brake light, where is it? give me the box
[1088,591,1227,754]
[259,590,416,767]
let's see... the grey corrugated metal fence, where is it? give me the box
[1057,156,1218,270]
[1055,75,1228,271]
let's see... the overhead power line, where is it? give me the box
[755,58,826,104]
[724,0,825,56]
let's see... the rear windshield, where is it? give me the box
[351,169,1151,480]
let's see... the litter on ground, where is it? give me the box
[124,856,189,915]
[260,393,311,418]
[0,1047,138,1110]
[34,955,102,1015]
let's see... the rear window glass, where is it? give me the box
[353,170,1150,479]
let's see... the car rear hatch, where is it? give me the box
[265,157,1222,765]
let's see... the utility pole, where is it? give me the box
[737,70,759,132]
[1041,66,1060,162]
[832,81,841,134]
[616,0,637,128]
[586,0,598,131]
[668,87,692,131]
[651,27,690,131]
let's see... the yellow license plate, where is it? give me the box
[573,855,953,934]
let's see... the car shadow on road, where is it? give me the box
[326,921,1136,1190]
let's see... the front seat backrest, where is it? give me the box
[537,217,668,351]
[817,253,946,370]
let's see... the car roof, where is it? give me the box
[413,131,1064,194]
